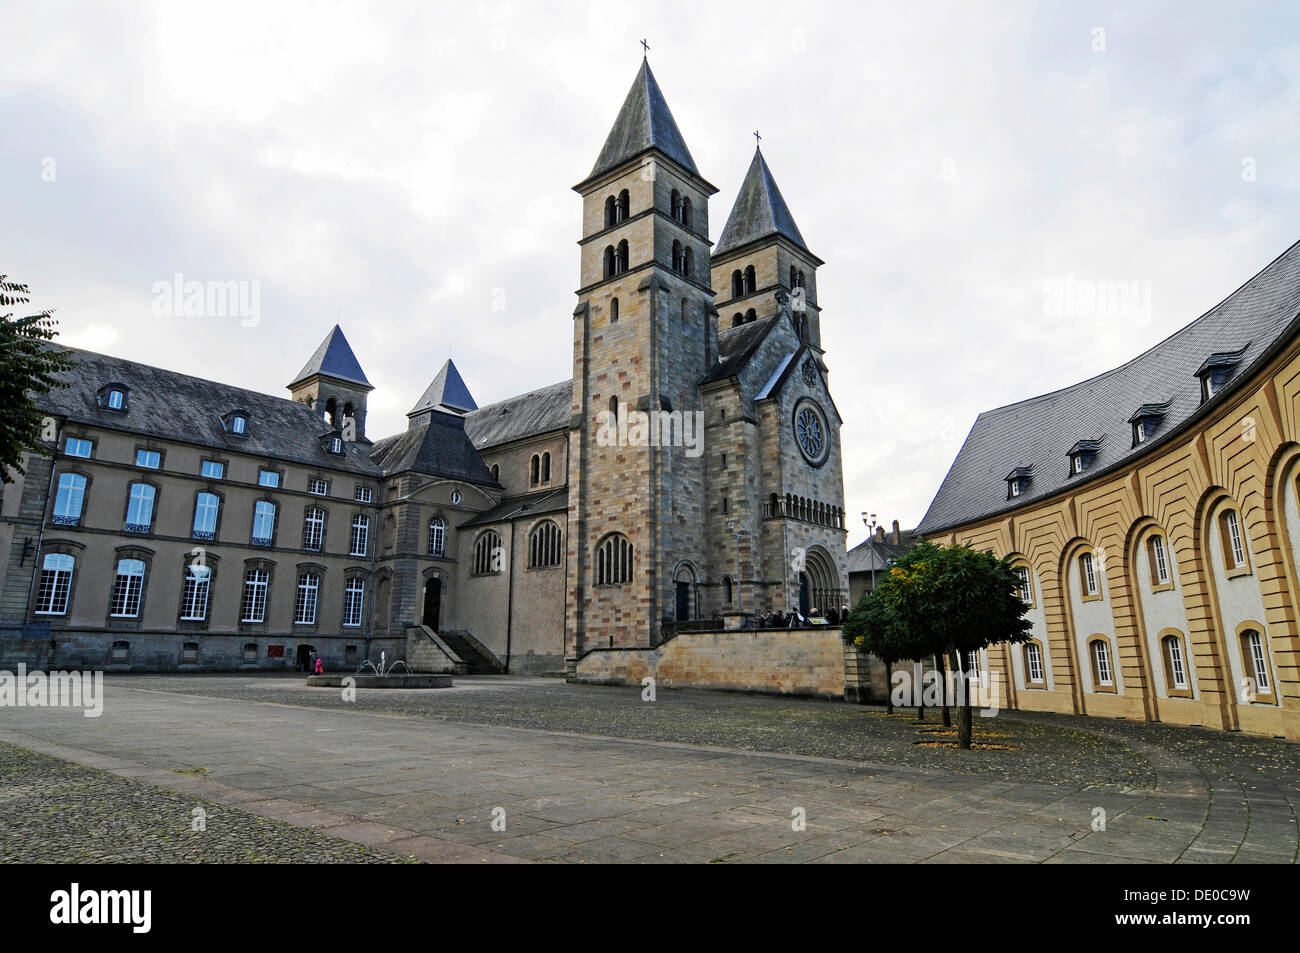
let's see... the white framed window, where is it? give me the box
[343,578,365,627]
[1010,480,1021,497]
[1243,630,1270,694]
[231,415,246,434]
[303,507,325,551]
[64,438,92,458]
[52,473,86,524]
[125,483,155,532]
[241,569,269,623]
[1081,552,1098,595]
[192,492,220,539]
[1015,566,1032,603]
[35,553,75,615]
[1223,509,1246,568]
[110,558,146,618]
[428,516,445,557]
[258,469,279,488]
[180,565,211,621]
[294,573,319,625]
[1165,635,1187,690]
[350,514,369,557]
[354,486,373,503]
[965,650,981,679]
[1025,642,1044,684]
[251,501,276,546]
[135,449,161,469]
[201,460,224,479]
[106,389,125,410]
[1091,639,1113,687]
[1150,534,1170,585]
[308,478,328,495]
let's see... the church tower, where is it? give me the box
[711,147,825,352]
[565,58,719,663]
[287,324,374,442]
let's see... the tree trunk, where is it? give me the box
[914,660,925,722]
[936,653,951,727]
[956,648,973,749]
[884,660,894,715]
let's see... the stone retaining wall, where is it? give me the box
[573,627,880,701]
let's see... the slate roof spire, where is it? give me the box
[288,324,372,389]
[407,359,478,420]
[583,59,700,184]
[715,147,813,258]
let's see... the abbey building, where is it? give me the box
[0,60,848,675]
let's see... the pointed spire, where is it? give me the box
[288,324,371,389]
[584,59,699,184]
[715,148,812,257]
[407,359,477,419]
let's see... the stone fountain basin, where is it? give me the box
[305,674,453,689]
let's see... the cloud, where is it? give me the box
[3,0,1299,549]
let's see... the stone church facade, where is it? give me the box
[0,60,848,675]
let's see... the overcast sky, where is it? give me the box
[4,0,1299,548]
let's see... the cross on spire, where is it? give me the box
[754,129,761,148]
[640,38,650,57]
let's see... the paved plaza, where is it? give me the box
[1,675,1297,863]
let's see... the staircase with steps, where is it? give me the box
[437,629,504,675]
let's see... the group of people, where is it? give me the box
[751,604,850,629]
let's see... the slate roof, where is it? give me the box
[715,148,812,258]
[916,239,1300,536]
[459,487,568,530]
[369,411,497,485]
[38,344,380,474]
[408,359,477,416]
[288,324,371,389]
[702,315,781,385]
[464,380,572,450]
[847,529,916,575]
[583,59,699,185]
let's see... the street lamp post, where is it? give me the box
[861,512,879,592]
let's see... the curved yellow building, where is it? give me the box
[918,241,1300,739]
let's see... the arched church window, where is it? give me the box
[604,195,617,227]
[603,246,616,279]
[428,516,445,557]
[596,533,633,585]
[672,241,684,273]
[671,189,681,221]
[610,297,619,323]
[731,270,743,297]
[616,240,629,273]
[681,196,693,229]
[472,530,502,575]
[530,454,540,488]
[529,520,562,569]
[683,247,694,278]
[541,452,551,484]
[732,314,743,328]
[745,308,756,323]
[744,265,756,294]
[617,190,630,222]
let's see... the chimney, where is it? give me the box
[876,526,885,541]
[892,520,901,544]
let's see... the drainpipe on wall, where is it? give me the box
[24,429,62,671]
[504,519,515,673]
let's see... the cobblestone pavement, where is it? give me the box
[0,675,1295,863]
[0,742,405,863]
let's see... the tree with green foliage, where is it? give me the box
[844,540,1032,748]
[0,277,73,483]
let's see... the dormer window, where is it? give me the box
[1005,466,1033,500]
[1196,346,1247,403]
[98,384,130,412]
[321,432,344,455]
[222,410,250,436]
[1068,440,1102,477]
[1128,401,1171,447]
